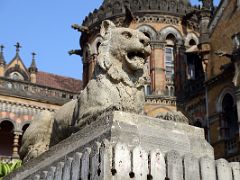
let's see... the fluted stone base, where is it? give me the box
[5,111,213,179]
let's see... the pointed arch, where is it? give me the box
[137,24,158,40]
[184,32,199,47]
[216,87,236,113]
[159,26,183,45]
[91,35,103,55]
[0,119,15,157]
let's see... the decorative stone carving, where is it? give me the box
[20,20,151,162]
[156,110,189,124]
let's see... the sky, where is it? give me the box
[0,0,220,80]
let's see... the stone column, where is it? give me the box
[151,42,165,95]
[12,132,21,159]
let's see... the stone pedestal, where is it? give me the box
[5,111,214,179]
[77,111,213,158]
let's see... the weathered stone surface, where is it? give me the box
[62,157,73,180]
[40,171,48,179]
[20,20,151,162]
[183,154,200,180]
[156,110,189,124]
[166,150,183,180]
[200,156,217,180]
[113,142,131,179]
[5,111,214,180]
[54,162,64,180]
[149,149,166,180]
[90,142,100,180]
[81,148,91,180]
[19,110,54,162]
[33,174,40,180]
[71,152,82,180]
[99,140,112,180]
[132,146,148,179]
[46,166,56,180]
[216,159,232,180]
[231,162,240,180]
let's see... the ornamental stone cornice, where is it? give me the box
[82,0,199,29]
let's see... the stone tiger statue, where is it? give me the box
[20,20,151,162]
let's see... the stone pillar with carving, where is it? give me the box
[151,42,165,95]
[12,132,21,159]
[175,45,185,96]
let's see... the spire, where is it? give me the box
[0,44,6,65]
[29,52,38,73]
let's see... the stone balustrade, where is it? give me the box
[5,140,240,180]
[0,77,79,105]
[145,95,176,106]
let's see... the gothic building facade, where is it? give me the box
[0,43,82,161]
[75,0,240,161]
[78,0,202,118]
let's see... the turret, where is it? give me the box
[28,52,38,83]
[0,45,6,76]
[199,0,213,73]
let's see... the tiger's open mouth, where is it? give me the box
[127,51,146,62]
[125,50,150,70]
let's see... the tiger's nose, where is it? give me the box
[139,36,150,47]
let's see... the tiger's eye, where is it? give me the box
[121,31,132,39]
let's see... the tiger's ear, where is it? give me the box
[100,20,116,37]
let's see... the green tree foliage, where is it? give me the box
[0,160,22,179]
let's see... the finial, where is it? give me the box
[0,44,6,65]
[32,52,36,60]
[14,42,22,53]
[0,45,4,53]
[29,52,38,73]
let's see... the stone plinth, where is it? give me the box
[5,111,213,179]
[78,111,213,158]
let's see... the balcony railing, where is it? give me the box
[0,77,80,105]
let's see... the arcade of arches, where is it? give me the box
[0,120,29,160]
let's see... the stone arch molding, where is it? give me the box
[216,87,236,113]
[91,35,103,55]
[20,121,31,131]
[0,118,16,131]
[184,32,199,47]
[137,24,158,40]
[159,26,183,45]
[82,43,92,63]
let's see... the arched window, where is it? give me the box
[221,93,238,140]
[165,34,176,81]
[0,120,14,157]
